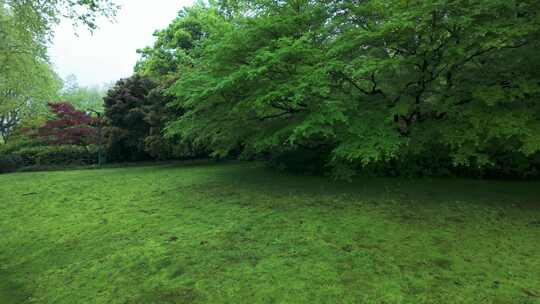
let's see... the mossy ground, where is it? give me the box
[0,161,539,303]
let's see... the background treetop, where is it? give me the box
[3,0,119,38]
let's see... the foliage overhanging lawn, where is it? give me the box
[0,162,539,304]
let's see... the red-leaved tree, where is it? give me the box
[36,102,97,145]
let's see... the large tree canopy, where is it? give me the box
[135,4,218,82]
[0,5,61,142]
[151,0,540,177]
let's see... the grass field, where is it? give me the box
[0,161,539,304]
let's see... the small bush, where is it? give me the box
[0,154,23,173]
[144,135,173,160]
[11,146,43,166]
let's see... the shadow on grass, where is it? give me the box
[0,270,30,304]
[187,162,540,208]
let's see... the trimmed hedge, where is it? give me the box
[0,138,40,155]
[0,145,99,173]
[13,145,99,166]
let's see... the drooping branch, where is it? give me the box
[331,70,385,97]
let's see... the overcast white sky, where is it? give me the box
[49,0,193,88]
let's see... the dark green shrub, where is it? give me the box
[12,146,44,166]
[144,135,173,160]
[0,154,23,173]
[267,143,540,179]
[480,151,540,179]
[356,147,540,179]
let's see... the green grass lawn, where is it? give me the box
[1,161,539,304]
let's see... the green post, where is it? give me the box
[89,109,104,167]
[96,112,104,167]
